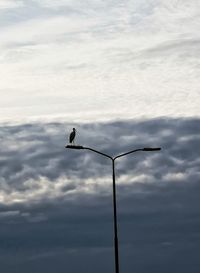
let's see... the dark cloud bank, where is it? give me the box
[0,118,200,273]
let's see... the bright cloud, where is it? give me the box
[0,0,24,9]
[0,0,200,122]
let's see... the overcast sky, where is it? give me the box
[0,0,200,122]
[0,119,200,273]
[0,1,200,273]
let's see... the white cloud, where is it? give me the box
[34,0,76,8]
[0,0,200,122]
[0,0,24,9]
[163,172,186,182]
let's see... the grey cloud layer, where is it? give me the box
[1,118,199,193]
[0,118,200,272]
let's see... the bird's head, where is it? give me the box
[73,128,76,132]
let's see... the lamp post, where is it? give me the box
[65,144,161,273]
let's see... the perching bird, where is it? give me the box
[69,128,76,144]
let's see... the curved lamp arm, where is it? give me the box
[66,145,161,161]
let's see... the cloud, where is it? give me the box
[0,118,200,272]
[0,0,200,268]
[0,0,200,122]
[0,118,200,205]
[0,0,24,10]
[0,210,20,218]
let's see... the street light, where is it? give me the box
[65,144,161,273]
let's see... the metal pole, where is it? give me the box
[66,145,161,273]
[112,159,119,273]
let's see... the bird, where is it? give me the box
[69,128,76,144]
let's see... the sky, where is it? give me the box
[0,0,200,122]
[0,1,200,273]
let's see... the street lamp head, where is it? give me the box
[143,147,161,151]
[65,145,84,149]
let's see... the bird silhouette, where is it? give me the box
[69,128,76,144]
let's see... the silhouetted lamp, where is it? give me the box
[65,144,161,273]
